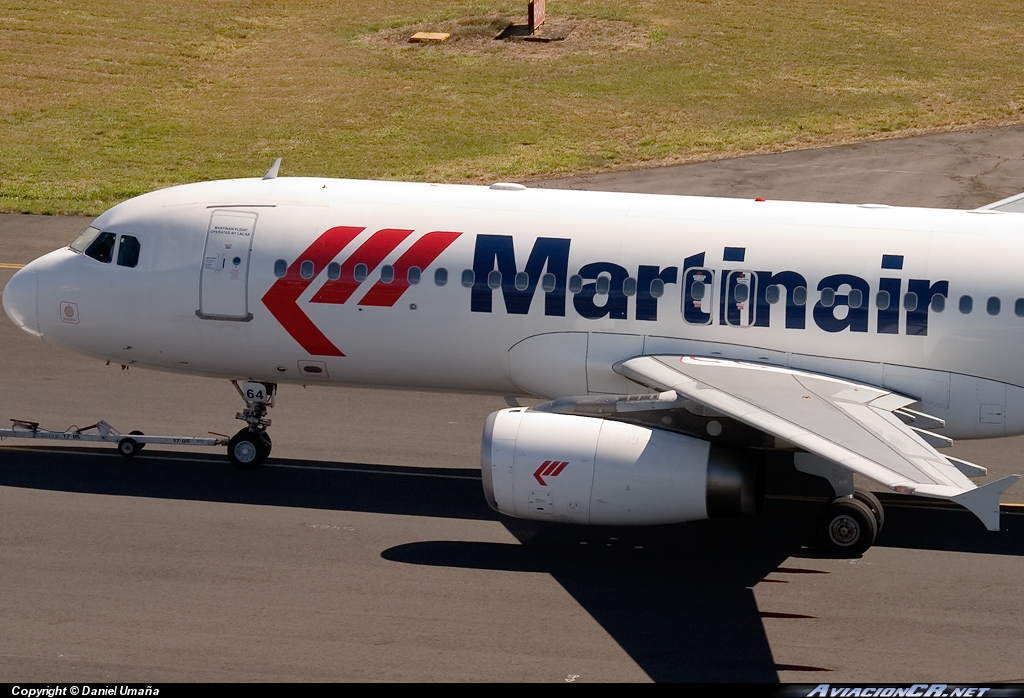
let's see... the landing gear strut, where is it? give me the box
[228,381,276,468]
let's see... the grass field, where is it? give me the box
[2,0,1023,214]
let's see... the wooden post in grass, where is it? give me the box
[529,0,546,33]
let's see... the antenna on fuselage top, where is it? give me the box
[262,158,282,180]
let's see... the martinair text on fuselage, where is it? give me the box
[268,221,949,360]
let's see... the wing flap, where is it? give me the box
[616,355,1020,530]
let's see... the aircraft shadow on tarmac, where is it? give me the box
[1,445,1021,682]
[382,477,1024,682]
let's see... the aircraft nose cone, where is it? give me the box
[3,265,40,336]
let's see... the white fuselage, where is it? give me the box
[6,177,1024,441]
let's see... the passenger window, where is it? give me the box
[623,277,637,297]
[848,289,863,309]
[987,296,1001,316]
[792,286,807,306]
[514,271,529,291]
[327,262,340,280]
[407,266,421,285]
[1015,299,1024,317]
[274,260,287,278]
[381,265,395,284]
[903,292,918,312]
[487,270,501,290]
[650,279,665,298]
[820,288,835,308]
[595,275,610,295]
[116,235,140,268]
[84,232,116,263]
[461,270,474,288]
[300,260,314,279]
[541,273,556,293]
[435,268,448,286]
[765,285,780,304]
[691,281,706,301]
[959,295,973,314]
[931,295,945,313]
[569,275,583,294]
[354,263,368,282]
[876,290,890,310]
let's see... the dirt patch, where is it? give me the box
[361,14,652,58]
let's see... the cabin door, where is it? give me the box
[198,210,257,321]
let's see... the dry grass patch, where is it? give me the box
[1,1,1023,214]
[363,14,651,57]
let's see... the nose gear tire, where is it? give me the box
[228,428,269,469]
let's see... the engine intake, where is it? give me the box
[481,408,764,525]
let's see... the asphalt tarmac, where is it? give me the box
[2,125,1023,682]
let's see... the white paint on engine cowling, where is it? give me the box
[481,408,716,525]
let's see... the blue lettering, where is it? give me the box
[813,274,870,333]
[877,277,901,334]
[754,270,807,329]
[682,253,713,325]
[906,279,947,336]
[636,265,678,321]
[467,238,950,338]
[720,270,756,326]
[573,262,629,319]
[471,235,569,315]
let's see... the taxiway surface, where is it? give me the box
[1,126,1023,682]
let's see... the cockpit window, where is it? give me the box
[84,232,116,263]
[117,235,141,268]
[70,227,101,253]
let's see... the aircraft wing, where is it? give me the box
[614,355,1020,531]
[975,191,1024,212]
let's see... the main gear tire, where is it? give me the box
[815,497,878,558]
[852,487,884,533]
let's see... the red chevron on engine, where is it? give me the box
[534,460,569,486]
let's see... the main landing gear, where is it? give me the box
[815,488,885,558]
[228,380,276,469]
[793,456,886,557]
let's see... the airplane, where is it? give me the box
[4,159,1023,558]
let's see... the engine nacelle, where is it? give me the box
[481,408,764,525]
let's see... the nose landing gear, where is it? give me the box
[229,381,276,468]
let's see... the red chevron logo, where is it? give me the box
[261,226,363,357]
[262,226,462,356]
[359,231,462,306]
[310,228,414,305]
[534,460,569,486]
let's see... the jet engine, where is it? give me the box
[481,408,764,525]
